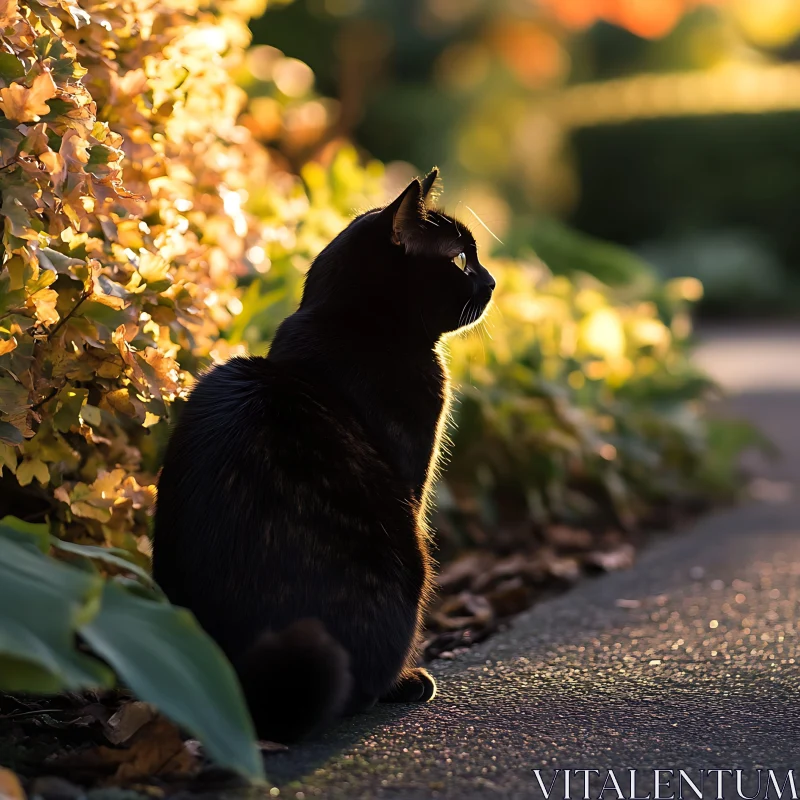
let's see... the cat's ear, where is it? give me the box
[385,179,425,247]
[420,168,439,206]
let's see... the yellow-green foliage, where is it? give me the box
[442,262,713,536]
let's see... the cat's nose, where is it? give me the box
[485,275,496,292]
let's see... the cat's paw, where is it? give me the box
[415,667,437,702]
[380,668,437,703]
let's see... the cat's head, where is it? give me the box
[302,168,495,342]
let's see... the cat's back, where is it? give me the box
[169,354,343,449]
[158,352,393,518]
[162,356,285,466]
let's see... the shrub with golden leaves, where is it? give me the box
[0,0,295,552]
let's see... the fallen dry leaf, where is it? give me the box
[103,701,157,745]
[586,544,635,572]
[749,477,793,504]
[0,767,25,800]
[472,553,535,593]
[486,577,531,617]
[258,740,289,754]
[544,524,594,551]
[544,553,582,583]
[436,551,494,593]
[51,716,199,785]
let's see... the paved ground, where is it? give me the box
[264,327,800,799]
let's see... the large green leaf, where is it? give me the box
[0,534,113,692]
[50,538,163,597]
[0,521,262,780]
[0,516,51,552]
[82,581,264,781]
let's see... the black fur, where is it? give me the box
[152,170,495,742]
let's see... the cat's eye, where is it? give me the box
[453,252,467,271]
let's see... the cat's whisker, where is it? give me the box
[419,308,433,341]
[478,307,494,340]
[464,300,475,328]
[461,304,472,331]
[457,298,471,329]
[465,205,504,246]
[452,204,463,238]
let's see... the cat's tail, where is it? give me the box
[235,618,352,743]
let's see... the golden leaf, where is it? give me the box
[60,127,90,169]
[70,501,113,522]
[0,0,337,556]
[16,457,50,486]
[0,71,57,122]
[0,443,17,475]
[39,150,66,190]
[30,287,60,326]
[0,0,19,29]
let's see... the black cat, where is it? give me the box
[152,169,495,742]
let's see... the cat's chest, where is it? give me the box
[381,362,444,429]
[370,366,446,478]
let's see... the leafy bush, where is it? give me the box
[439,262,719,552]
[0,0,290,546]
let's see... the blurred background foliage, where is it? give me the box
[250,0,800,314]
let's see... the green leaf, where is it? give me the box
[51,538,163,596]
[87,144,115,166]
[81,403,102,426]
[0,376,29,414]
[0,421,23,445]
[0,515,50,552]
[0,532,113,692]
[79,301,128,332]
[0,121,22,156]
[96,273,132,300]
[0,53,25,81]
[82,581,264,780]
[53,388,88,433]
[36,247,85,273]
[0,652,69,694]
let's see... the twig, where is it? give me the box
[0,708,69,720]
[46,288,91,341]
[30,385,61,411]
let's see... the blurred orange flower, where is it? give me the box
[489,20,568,87]
[538,0,724,38]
